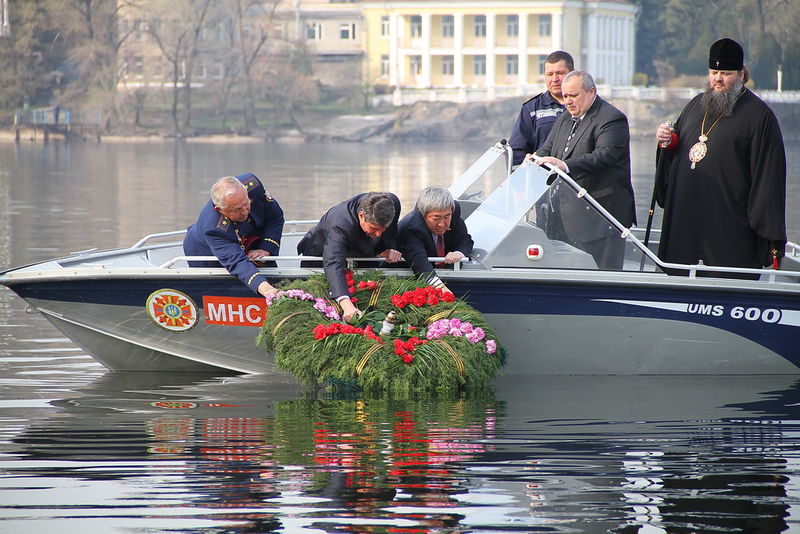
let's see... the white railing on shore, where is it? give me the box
[375,85,800,106]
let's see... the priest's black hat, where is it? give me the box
[708,38,744,70]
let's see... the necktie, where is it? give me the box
[563,117,580,155]
[436,234,445,266]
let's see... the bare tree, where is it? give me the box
[226,0,281,131]
[51,0,139,131]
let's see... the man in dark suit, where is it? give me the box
[184,173,284,296]
[530,70,635,270]
[297,192,402,321]
[398,186,473,293]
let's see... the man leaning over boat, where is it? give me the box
[397,186,473,294]
[183,174,284,297]
[297,192,402,321]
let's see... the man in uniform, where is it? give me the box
[184,173,284,296]
[531,70,635,270]
[508,50,574,166]
[655,38,786,276]
[297,192,402,321]
[398,186,473,293]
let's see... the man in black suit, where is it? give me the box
[297,192,402,321]
[530,70,635,270]
[398,186,473,293]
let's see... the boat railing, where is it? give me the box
[159,255,465,271]
[530,155,800,284]
[131,220,319,249]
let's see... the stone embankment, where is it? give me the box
[303,95,800,144]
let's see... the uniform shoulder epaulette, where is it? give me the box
[241,176,258,191]
[216,214,231,230]
[264,188,274,202]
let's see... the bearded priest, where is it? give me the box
[654,37,786,278]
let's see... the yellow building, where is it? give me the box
[361,0,637,104]
[117,0,637,105]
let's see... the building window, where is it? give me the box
[506,15,518,36]
[474,15,486,37]
[505,55,518,75]
[132,55,143,77]
[213,62,224,80]
[306,22,322,40]
[442,15,454,37]
[538,55,547,75]
[339,23,356,40]
[194,60,206,80]
[410,55,422,75]
[410,15,422,38]
[381,16,389,36]
[380,55,389,76]
[538,14,551,37]
[473,55,486,75]
[441,55,454,75]
[133,19,145,40]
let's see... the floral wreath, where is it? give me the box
[257,270,504,393]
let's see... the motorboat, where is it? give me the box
[2,142,800,375]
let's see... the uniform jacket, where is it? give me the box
[183,173,284,293]
[297,193,401,299]
[537,95,635,242]
[508,90,566,166]
[398,202,473,278]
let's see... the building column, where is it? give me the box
[421,13,432,87]
[584,12,597,75]
[390,14,402,105]
[552,12,563,51]
[485,12,496,99]
[454,13,464,89]
[518,12,529,88]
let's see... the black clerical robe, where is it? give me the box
[657,89,786,273]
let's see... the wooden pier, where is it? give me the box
[14,108,103,143]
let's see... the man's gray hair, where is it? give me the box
[415,186,454,216]
[564,70,596,92]
[359,192,396,228]
[211,176,247,209]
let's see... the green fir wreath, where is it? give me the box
[256,270,504,393]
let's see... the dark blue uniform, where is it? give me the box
[508,91,566,166]
[183,173,284,294]
[397,202,473,280]
[297,193,401,300]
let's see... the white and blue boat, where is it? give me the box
[2,142,799,375]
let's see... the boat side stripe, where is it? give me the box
[593,299,689,313]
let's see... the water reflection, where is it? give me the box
[1,373,798,532]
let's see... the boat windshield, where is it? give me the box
[463,161,661,272]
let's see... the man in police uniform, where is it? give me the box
[183,173,284,297]
[508,50,574,166]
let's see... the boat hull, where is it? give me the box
[6,269,800,375]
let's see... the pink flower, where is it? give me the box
[485,339,497,354]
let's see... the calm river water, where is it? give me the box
[1,138,800,533]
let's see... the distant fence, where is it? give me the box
[378,85,800,106]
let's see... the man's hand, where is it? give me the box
[257,281,278,298]
[378,249,402,263]
[535,155,567,172]
[339,298,362,322]
[248,250,272,261]
[443,251,464,264]
[656,121,674,145]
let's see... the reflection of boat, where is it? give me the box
[2,143,800,374]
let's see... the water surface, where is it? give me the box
[1,139,800,532]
